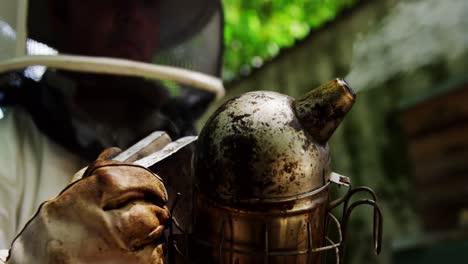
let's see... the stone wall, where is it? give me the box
[199,0,468,263]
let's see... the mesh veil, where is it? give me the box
[0,0,224,97]
[0,0,225,158]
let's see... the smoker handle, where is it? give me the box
[338,187,383,263]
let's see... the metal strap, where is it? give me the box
[329,172,351,187]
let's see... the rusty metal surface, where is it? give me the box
[194,79,356,204]
[185,79,380,264]
[195,91,332,203]
[190,191,329,264]
[182,182,383,264]
[293,78,355,145]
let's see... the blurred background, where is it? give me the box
[0,0,467,263]
[203,0,468,263]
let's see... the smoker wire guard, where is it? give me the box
[166,174,383,264]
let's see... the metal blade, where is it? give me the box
[113,131,168,162]
[133,136,198,168]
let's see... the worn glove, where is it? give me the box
[5,148,170,264]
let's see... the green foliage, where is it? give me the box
[223,0,359,81]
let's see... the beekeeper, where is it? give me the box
[0,0,224,262]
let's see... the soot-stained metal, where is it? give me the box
[187,78,382,263]
[195,79,354,203]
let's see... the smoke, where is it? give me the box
[345,0,468,92]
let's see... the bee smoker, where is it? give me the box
[184,79,382,263]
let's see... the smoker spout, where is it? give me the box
[293,78,355,144]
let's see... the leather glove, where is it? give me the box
[5,148,170,264]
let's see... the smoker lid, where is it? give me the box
[194,91,332,204]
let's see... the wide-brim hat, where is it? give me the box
[28,0,219,52]
[0,0,224,98]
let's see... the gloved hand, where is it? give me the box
[5,148,170,264]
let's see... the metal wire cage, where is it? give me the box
[187,212,343,264]
[166,176,383,264]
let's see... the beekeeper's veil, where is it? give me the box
[0,0,224,94]
[0,0,224,158]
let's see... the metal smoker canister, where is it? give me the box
[189,79,382,263]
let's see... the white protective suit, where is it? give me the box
[0,107,85,249]
[0,108,172,263]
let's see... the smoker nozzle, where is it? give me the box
[293,78,356,144]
